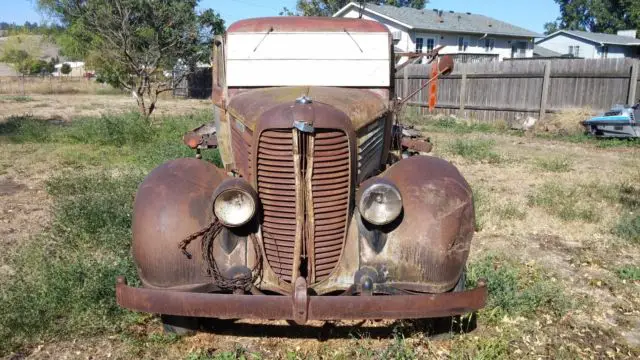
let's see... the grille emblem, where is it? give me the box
[293,120,315,133]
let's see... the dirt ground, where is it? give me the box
[1,95,639,359]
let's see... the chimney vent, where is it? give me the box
[617,30,637,38]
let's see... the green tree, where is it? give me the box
[549,0,640,34]
[60,63,71,75]
[282,0,427,17]
[544,21,559,35]
[38,0,224,117]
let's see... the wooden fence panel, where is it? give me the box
[395,58,640,123]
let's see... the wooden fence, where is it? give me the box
[395,58,640,123]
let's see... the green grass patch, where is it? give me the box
[0,95,33,102]
[472,186,488,231]
[614,213,640,244]
[0,170,143,354]
[615,265,640,281]
[447,139,502,163]
[0,111,224,355]
[527,182,596,222]
[467,254,572,324]
[534,157,573,173]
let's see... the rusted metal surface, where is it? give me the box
[132,158,230,288]
[250,101,357,285]
[116,276,487,323]
[311,130,350,281]
[257,129,296,282]
[230,116,253,177]
[397,56,454,107]
[402,137,433,153]
[227,17,389,33]
[359,156,475,293]
[395,45,446,72]
[227,87,389,132]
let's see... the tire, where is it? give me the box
[161,315,199,335]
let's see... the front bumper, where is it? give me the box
[116,276,487,325]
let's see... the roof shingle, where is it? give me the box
[345,3,541,38]
[555,30,640,45]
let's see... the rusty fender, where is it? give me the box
[131,158,235,289]
[117,276,486,324]
[359,156,475,293]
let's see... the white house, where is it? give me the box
[52,61,86,77]
[334,2,541,62]
[536,30,640,59]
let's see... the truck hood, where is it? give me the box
[227,87,390,132]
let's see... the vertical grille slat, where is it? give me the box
[257,130,295,282]
[311,130,350,282]
[357,117,386,183]
[230,117,252,178]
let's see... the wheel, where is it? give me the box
[452,270,466,292]
[161,315,199,335]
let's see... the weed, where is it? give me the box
[614,213,640,243]
[534,157,573,173]
[186,345,261,360]
[615,265,640,281]
[379,328,416,360]
[450,332,510,360]
[447,139,501,163]
[0,115,54,142]
[472,186,488,231]
[494,203,527,220]
[0,95,33,102]
[527,182,596,222]
[467,254,572,323]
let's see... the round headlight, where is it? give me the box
[357,179,403,226]
[212,179,257,227]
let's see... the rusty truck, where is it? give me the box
[116,17,486,333]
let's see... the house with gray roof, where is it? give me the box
[536,30,640,59]
[334,2,541,62]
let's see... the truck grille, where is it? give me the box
[256,129,351,283]
[256,130,296,282]
[357,117,385,183]
[311,130,350,281]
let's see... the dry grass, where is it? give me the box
[0,76,121,95]
[533,108,596,136]
[1,102,640,358]
[0,93,212,121]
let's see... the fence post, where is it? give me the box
[628,60,639,104]
[402,66,409,101]
[459,67,467,115]
[539,60,552,121]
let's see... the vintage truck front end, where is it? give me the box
[116,17,486,330]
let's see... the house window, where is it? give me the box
[458,36,468,51]
[484,38,495,52]
[568,45,580,57]
[415,37,423,53]
[426,38,435,52]
[511,41,527,58]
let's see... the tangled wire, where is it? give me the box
[178,218,263,291]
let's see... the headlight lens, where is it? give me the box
[357,180,403,225]
[213,180,257,227]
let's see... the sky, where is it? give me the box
[0,0,560,34]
